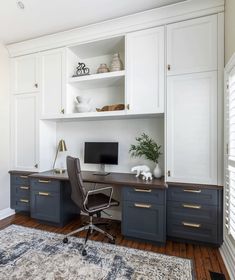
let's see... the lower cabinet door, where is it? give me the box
[30,190,60,223]
[122,201,165,243]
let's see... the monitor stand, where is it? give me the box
[93,164,110,176]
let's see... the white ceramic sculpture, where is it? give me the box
[75,96,92,113]
[131,165,150,177]
[141,171,153,181]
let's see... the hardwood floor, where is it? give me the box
[0,213,230,280]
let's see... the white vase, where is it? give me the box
[153,163,162,178]
[110,53,123,72]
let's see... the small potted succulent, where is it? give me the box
[129,133,162,178]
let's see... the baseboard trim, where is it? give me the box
[0,208,15,220]
[219,238,235,280]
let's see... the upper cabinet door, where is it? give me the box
[13,93,39,171]
[126,27,165,114]
[40,49,65,117]
[167,15,217,75]
[12,54,39,94]
[166,71,218,185]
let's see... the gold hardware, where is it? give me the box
[134,188,152,193]
[20,199,29,203]
[61,108,65,114]
[167,64,171,71]
[126,104,130,110]
[182,204,201,209]
[34,163,38,168]
[183,189,201,193]
[20,175,28,179]
[39,192,50,196]
[20,186,29,190]
[134,203,151,209]
[38,180,51,183]
[167,170,171,177]
[182,222,201,228]
[34,83,38,88]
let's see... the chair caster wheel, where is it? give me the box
[63,237,68,244]
[82,249,87,256]
[109,238,115,244]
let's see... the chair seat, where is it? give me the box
[87,193,119,211]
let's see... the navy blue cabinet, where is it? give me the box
[122,186,166,244]
[167,184,223,246]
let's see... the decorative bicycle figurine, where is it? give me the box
[74,62,90,77]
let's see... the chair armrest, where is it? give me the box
[83,186,113,213]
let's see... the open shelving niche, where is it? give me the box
[66,36,126,117]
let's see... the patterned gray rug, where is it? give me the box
[0,225,194,280]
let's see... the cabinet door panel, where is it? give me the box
[126,27,164,114]
[167,15,217,75]
[40,49,64,117]
[12,54,38,94]
[13,94,38,170]
[166,72,217,184]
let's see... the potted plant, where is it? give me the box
[129,133,162,178]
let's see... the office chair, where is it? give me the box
[63,156,119,256]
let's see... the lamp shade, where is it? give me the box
[58,139,67,152]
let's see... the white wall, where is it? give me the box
[225,0,235,64]
[56,117,164,220]
[0,44,10,213]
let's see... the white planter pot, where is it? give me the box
[153,163,162,178]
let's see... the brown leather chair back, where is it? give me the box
[66,156,86,212]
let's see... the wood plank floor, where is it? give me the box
[0,213,230,280]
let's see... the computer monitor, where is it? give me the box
[84,142,118,175]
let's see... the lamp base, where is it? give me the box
[54,169,66,174]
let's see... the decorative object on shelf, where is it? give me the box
[129,133,162,178]
[72,62,90,77]
[53,139,67,174]
[96,103,125,112]
[131,165,150,177]
[97,63,110,74]
[153,163,162,179]
[110,53,123,72]
[75,96,92,113]
[141,171,153,181]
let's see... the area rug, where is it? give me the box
[0,225,194,279]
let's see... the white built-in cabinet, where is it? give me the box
[166,14,219,184]
[40,48,65,118]
[126,27,164,114]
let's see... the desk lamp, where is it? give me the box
[53,139,67,174]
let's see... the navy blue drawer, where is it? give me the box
[122,186,165,204]
[167,219,218,244]
[11,174,30,186]
[11,184,30,198]
[122,201,165,243]
[30,178,60,193]
[11,197,30,211]
[167,201,217,224]
[167,186,218,205]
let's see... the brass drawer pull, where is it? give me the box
[182,222,201,228]
[134,188,152,193]
[20,199,29,203]
[20,186,29,190]
[183,189,201,193]
[134,203,151,209]
[38,180,51,184]
[20,175,28,179]
[182,204,201,209]
[39,192,50,196]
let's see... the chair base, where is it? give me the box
[63,215,115,255]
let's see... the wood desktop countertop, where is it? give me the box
[28,170,166,189]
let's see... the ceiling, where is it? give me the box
[0,0,186,45]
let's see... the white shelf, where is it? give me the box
[68,70,125,89]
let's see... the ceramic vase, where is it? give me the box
[110,53,123,72]
[153,163,162,178]
[97,63,109,73]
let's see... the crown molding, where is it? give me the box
[7,0,224,57]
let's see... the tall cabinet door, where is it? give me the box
[40,48,65,117]
[167,15,217,75]
[166,72,217,184]
[12,54,39,94]
[12,93,39,171]
[126,27,165,114]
